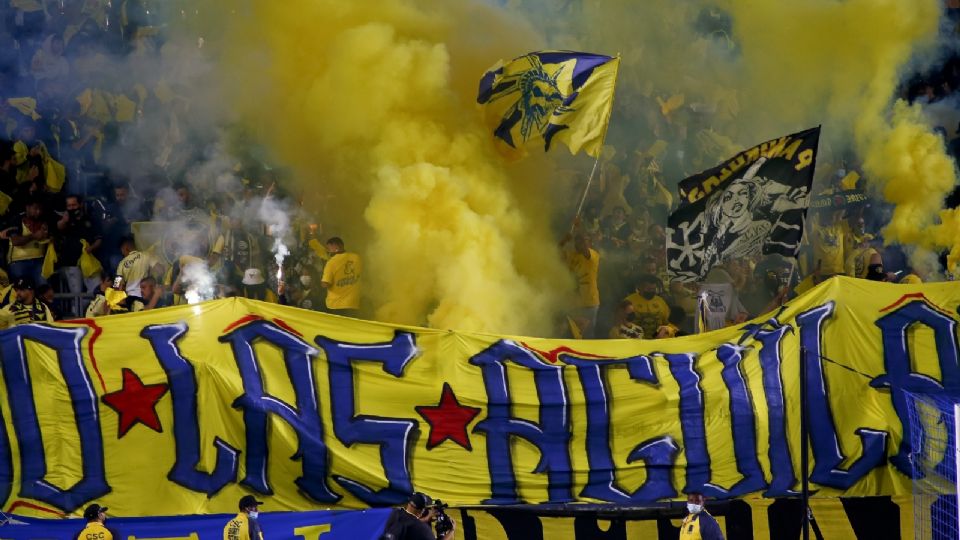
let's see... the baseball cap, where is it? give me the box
[409,492,432,510]
[83,504,107,520]
[239,495,264,510]
[12,278,33,290]
[242,268,265,286]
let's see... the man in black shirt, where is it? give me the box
[380,492,454,540]
[57,194,103,308]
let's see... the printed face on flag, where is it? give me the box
[666,127,821,282]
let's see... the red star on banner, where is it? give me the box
[415,383,482,451]
[101,368,169,438]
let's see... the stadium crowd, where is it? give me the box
[0,0,364,325]
[0,1,951,339]
[557,4,960,340]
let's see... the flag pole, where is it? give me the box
[799,344,810,540]
[574,154,602,220]
[571,54,621,228]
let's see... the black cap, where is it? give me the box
[12,278,33,291]
[239,495,264,510]
[83,504,107,520]
[409,492,432,510]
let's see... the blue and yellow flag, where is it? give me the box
[477,51,619,158]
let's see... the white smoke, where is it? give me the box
[257,196,292,285]
[181,259,217,304]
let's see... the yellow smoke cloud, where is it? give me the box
[192,0,959,337]
[208,0,572,334]
[537,0,956,272]
[730,0,956,272]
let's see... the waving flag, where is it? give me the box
[667,127,820,282]
[478,51,619,158]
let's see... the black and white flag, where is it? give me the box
[667,127,820,282]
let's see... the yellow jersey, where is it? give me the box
[0,285,16,308]
[76,521,115,540]
[813,223,845,275]
[116,250,157,297]
[564,248,600,307]
[223,512,263,540]
[85,294,109,318]
[321,252,362,310]
[623,293,670,339]
[678,511,724,540]
[844,246,879,279]
[9,221,47,262]
[0,299,52,328]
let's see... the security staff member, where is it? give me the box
[679,493,724,540]
[223,495,265,540]
[74,504,118,540]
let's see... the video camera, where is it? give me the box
[431,500,453,538]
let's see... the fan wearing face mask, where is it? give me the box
[679,492,724,540]
[224,495,265,540]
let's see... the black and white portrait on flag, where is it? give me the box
[667,127,820,282]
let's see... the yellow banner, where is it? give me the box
[1,277,958,518]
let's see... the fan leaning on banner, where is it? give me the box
[666,128,820,317]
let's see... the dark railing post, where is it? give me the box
[800,345,810,540]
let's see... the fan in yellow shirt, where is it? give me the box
[223,495,265,540]
[844,233,882,279]
[116,236,164,298]
[321,237,361,317]
[561,232,600,337]
[811,210,846,276]
[76,504,118,540]
[623,274,670,339]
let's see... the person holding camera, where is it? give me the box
[379,492,455,540]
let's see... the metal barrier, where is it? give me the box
[52,292,95,319]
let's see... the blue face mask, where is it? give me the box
[249,511,259,519]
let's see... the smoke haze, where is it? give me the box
[34,0,960,332]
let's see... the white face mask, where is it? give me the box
[687,503,703,514]
[300,275,312,287]
[249,511,259,519]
